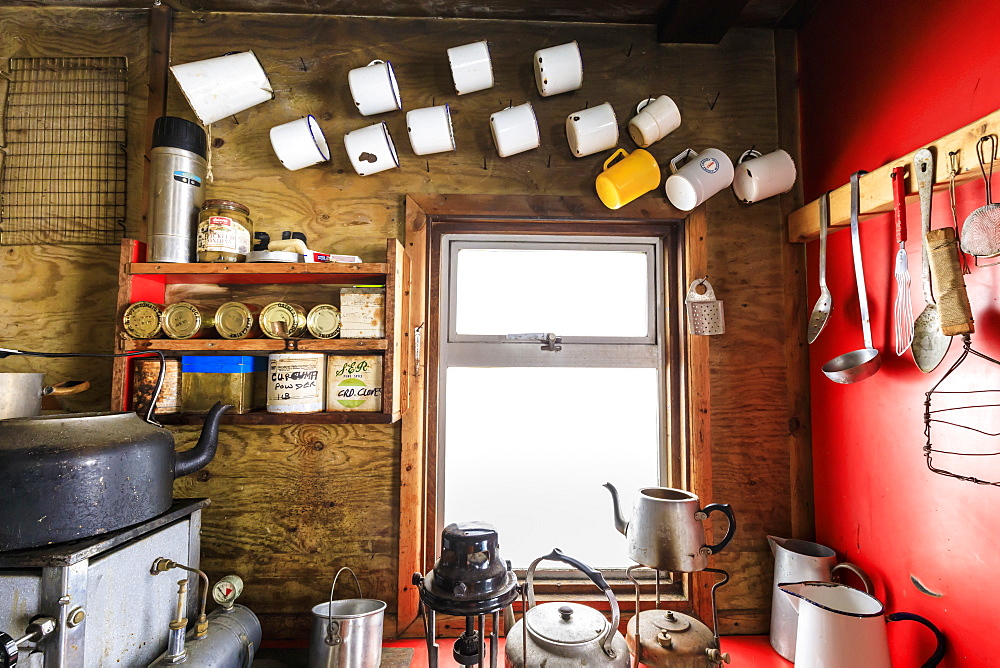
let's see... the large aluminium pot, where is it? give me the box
[0,372,90,419]
[0,401,230,551]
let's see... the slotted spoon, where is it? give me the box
[807,192,833,344]
[891,166,913,355]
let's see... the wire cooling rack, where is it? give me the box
[0,56,128,245]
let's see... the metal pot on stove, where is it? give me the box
[505,549,630,668]
[0,401,230,551]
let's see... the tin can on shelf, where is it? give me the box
[260,301,308,339]
[131,358,181,415]
[215,301,262,340]
[307,304,341,339]
[340,287,386,338]
[182,355,266,414]
[326,355,382,412]
[267,352,325,413]
[196,199,252,263]
[161,302,215,339]
[122,301,164,339]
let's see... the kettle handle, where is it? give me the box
[700,503,736,554]
[885,612,947,667]
[831,561,874,594]
[525,549,621,659]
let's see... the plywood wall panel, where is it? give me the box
[0,6,803,640]
[0,8,149,411]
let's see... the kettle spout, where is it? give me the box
[603,482,628,535]
[174,402,232,479]
[767,535,787,556]
[777,582,804,612]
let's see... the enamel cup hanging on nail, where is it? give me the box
[534,41,583,97]
[731,148,797,204]
[269,115,331,171]
[348,59,402,116]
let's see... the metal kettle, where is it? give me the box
[0,401,230,551]
[505,549,630,668]
[604,483,736,572]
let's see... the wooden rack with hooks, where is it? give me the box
[787,107,1000,243]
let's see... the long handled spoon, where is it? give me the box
[807,192,833,344]
[911,148,951,372]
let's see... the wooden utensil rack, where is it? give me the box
[787,107,1000,243]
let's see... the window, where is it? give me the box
[437,235,682,570]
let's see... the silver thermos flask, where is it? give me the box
[148,116,208,262]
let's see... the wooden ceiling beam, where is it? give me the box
[656,0,753,44]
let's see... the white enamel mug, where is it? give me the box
[566,102,618,158]
[269,115,331,171]
[348,60,402,116]
[448,41,494,95]
[406,105,456,156]
[665,148,734,211]
[170,51,273,125]
[628,95,681,148]
[534,41,583,97]
[490,103,540,158]
[344,122,399,176]
[732,149,797,203]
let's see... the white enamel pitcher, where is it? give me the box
[778,582,946,668]
[768,536,873,662]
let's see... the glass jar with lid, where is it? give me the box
[196,199,252,263]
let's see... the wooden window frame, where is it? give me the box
[397,194,713,637]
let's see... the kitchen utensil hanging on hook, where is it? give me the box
[947,151,972,275]
[891,167,914,356]
[959,135,1000,263]
[807,192,833,344]
[822,171,881,384]
[911,148,952,373]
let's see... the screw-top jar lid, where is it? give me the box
[152,116,207,159]
[162,302,203,339]
[202,199,250,216]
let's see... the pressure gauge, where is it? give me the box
[212,575,244,609]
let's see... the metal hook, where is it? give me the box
[976,135,997,204]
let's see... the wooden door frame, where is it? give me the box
[397,194,711,636]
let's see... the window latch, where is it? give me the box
[505,332,563,352]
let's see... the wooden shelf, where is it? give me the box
[128,261,388,285]
[787,106,1000,243]
[111,238,410,425]
[121,338,388,352]
[157,410,399,425]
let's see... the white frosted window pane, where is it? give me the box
[443,367,659,569]
[454,249,649,337]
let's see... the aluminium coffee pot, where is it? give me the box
[604,483,736,572]
[768,535,873,663]
[778,582,946,668]
[505,549,630,668]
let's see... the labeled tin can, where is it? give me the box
[307,304,341,339]
[131,358,180,415]
[340,287,386,338]
[215,301,262,340]
[162,302,215,339]
[196,199,252,263]
[267,352,325,413]
[123,301,164,339]
[260,301,308,339]
[326,355,382,412]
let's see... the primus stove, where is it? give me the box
[413,522,518,668]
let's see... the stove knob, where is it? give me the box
[0,631,18,668]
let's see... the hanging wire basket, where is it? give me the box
[924,334,1000,486]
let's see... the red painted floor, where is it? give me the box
[384,635,791,667]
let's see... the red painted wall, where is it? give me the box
[798,1,1000,665]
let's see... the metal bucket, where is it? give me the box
[309,567,385,668]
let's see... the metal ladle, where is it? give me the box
[822,170,882,383]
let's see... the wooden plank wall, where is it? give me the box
[0,8,149,410]
[0,7,806,640]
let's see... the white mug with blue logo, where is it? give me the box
[665,148,734,211]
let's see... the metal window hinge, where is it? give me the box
[505,332,563,352]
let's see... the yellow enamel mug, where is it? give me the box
[596,148,661,209]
